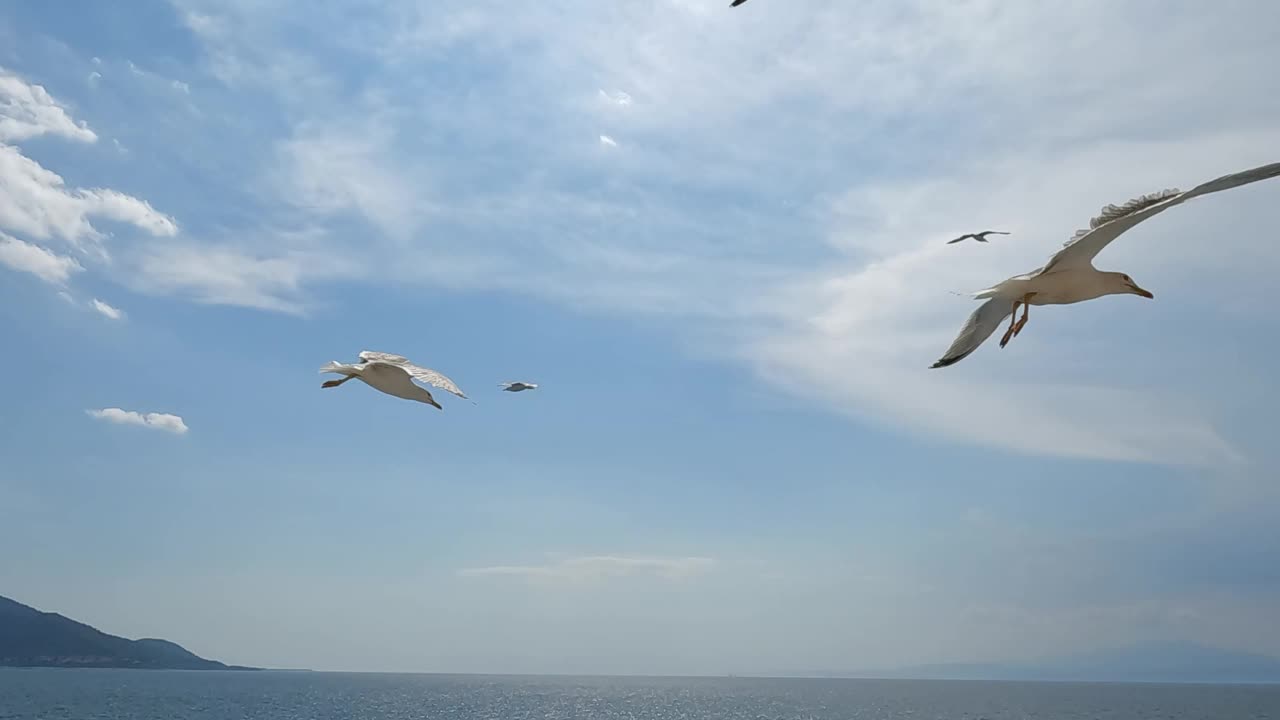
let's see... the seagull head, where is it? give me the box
[1110,272,1154,299]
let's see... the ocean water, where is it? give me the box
[1,669,1278,720]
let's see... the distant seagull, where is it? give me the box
[320,350,470,410]
[931,160,1280,368]
[947,230,1011,244]
[500,381,538,393]
[730,0,748,6]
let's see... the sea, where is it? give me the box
[2,669,1278,720]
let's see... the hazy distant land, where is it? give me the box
[768,642,1280,684]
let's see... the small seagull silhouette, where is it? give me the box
[947,230,1011,245]
[730,0,748,6]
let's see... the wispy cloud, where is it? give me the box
[597,89,632,107]
[0,67,97,143]
[90,298,124,321]
[752,132,1276,465]
[460,555,715,583]
[0,66,181,308]
[0,67,177,261]
[0,144,177,253]
[273,119,423,240]
[127,240,357,314]
[86,408,189,435]
[161,0,1280,464]
[0,232,82,284]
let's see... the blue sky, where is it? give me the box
[2,0,1279,676]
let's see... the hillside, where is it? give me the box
[0,595,255,670]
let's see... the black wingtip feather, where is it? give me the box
[930,350,972,369]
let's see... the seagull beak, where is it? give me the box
[1130,283,1154,299]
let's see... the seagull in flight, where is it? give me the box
[500,381,538,393]
[320,350,470,410]
[931,160,1280,368]
[730,0,748,6]
[947,230,1011,244]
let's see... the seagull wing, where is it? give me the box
[930,298,1017,369]
[1041,160,1280,273]
[356,351,469,400]
[399,363,469,400]
[946,234,974,244]
[359,350,410,364]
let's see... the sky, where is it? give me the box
[1,0,1280,677]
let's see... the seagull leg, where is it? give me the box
[1011,293,1034,337]
[999,302,1021,348]
[321,375,354,389]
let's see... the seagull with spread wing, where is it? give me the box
[320,351,470,409]
[931,160,1280,369]
[947,229,1010,244]
[500,381,538,393]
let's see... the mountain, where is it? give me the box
[874,642,1280,684]
[0,595,256,670]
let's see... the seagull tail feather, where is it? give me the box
[319,360,348,375]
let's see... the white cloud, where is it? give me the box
[0,67,97,143]
[87,71,102,86]
[598,134,617,148]
[598,89,632,107]
[86,408,189,435]
[90,298,124,320]
[128,241,356,314]
[0,232,82,284]
[753,131,1278,465]
[167,0,1280,464]
[0,144,177,253]
[274,121,423,239]
[171,80,191,94]
[460,555,715,583]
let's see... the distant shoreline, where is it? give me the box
[0,667,1276,685]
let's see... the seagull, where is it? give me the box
[730,0,748,6]
[947,230,1011,244]
[500,381,538,392]
[931,160,1280,369]
[320,350,470,410]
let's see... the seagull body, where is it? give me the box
[500,381,538,392]
[931,160,1280,368]
[947,229,1010,244]
[320,350,469,410]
